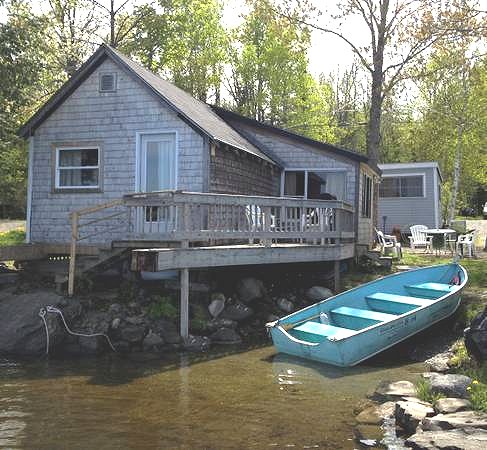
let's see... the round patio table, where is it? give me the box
[424,228,456,255]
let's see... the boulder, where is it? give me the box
[422,411,487,431]
[405,428,487,450]
[207,318,238,332]
[183,335,210,352]
[208,293,226,318]
[78,335,106,354]
[373,380,416,401]
[111,318,121,330]
[395,400,435,434]
[434,398,472,414]
[220,303,253,321]
[142,331,164,351]
[356,401,395,425]
[306,286,334,302]
[0,290,74,356]
[236,277,266,303]
[424,352,453,373]
[276,298,294,313]
[428,373,472,399]
[120,324,147,344]
[210,328,242,345]
[465,305,487,362]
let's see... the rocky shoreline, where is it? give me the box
[355,349,487,449]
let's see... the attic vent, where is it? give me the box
[99,73,116,92]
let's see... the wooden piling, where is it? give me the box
[334,260,340,293]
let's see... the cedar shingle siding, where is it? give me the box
[210,145,280,196]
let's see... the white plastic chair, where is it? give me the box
[456,231,476,257]
[375,228,402,258]
[409,225,432,251]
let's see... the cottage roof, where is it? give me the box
[19,44,277,165]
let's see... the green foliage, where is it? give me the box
[148,295,178,320]
[468,380,487,413]
[449,340,472,370]
[0,229,25,246]
[415,378,444,404]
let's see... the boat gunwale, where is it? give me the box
[270,263,468,344]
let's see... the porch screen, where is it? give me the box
[56,147,99,189]
[284,171,305,197]
[380,176,423,198]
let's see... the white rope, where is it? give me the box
[39,305,116,354]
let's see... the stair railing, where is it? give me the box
[68,199,125,296]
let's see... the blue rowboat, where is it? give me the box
[266,263,468,367]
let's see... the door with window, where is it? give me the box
[137,132,177,233]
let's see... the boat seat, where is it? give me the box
[291,321,356,343]
[405,282,455,299]
[366,292,432,314]
[331,306,397,330]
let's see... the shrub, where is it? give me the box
[0,229,25,246]
[468,380,487,413]
[148,296,178,320]
[415,378,444,404]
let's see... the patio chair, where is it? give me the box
[375,228,402,258]
[456,230,476,257]
[409,225,432,251]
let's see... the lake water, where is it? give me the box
[0,343,424,449]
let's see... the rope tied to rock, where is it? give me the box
[39,305,116,355]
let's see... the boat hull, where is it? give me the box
[268,264,467,367]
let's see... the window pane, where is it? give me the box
[307,171,345,200]
[284,171,305,196]
[379,178,400,197]
[400,176,423,197]
[59,148,98,167]
[59,168,98,187]
[146,140,176,191]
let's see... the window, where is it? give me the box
[379,175,424,198]
[362,173,372,218]
[283,170,346,200]
[55,147,100,190]
[99,72,116,92]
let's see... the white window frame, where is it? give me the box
[380,173,426,199]
[55,146,100,190]
[280,168,348,200]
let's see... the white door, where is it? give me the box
[138,132,177,233]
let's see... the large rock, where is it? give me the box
[276,298,294,313]
[465,305,487,362]
[210,327,242,345]
[207,318,238,332]
[142,331,164,351]
[434,398,472,414]
[395,400,435,434]
[208,293,225,318]
[120,324,147,344]
[236,278,266,303]
[422,411,487,431]
[356,401,395,425]
[78,335,106,354]
[373,380,416,401]
[220,302,253,321]
[428,373,472,399]
[306,286,334,302]
[424,352,453,373]
[0,290,76,356]
[183,335,210,352]
[405,428,487,450]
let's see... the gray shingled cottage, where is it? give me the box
[17,45,380,327]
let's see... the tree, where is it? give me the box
[282,0,484,164]
[121,0,227,102]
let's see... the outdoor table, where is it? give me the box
[424,228,456,255]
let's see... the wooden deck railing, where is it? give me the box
[123,190,355,245]
[68,191,355,296]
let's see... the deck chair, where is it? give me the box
[456,230,476,257]
[409,225,432,251]
[375,228,402,258]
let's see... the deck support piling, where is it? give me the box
[334,260,340,293]
[180,267,189,342]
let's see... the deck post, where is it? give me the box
[68,212,79,297]
[334,259,340,293]
[180,267,189,341]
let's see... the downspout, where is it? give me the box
[25,135,34,243]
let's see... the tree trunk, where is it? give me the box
[110,0,115,47]
[447,122,464,224]
[366,69,383,165]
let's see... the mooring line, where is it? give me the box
[39,305,116,354]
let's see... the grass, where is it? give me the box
[0,229,25,246]
[415,378,444,404]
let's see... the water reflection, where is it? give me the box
[0,347,423,449]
